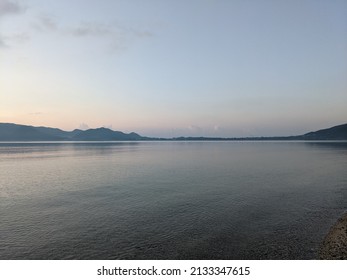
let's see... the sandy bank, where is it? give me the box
[319,212,347,259]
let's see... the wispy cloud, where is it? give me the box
[188,125,203,133]
[68,21,153,39]
[186,124,223,136]
[213,125,220,132]
[2,3,154,53]
[0,0,23,17]
[69,22,112,37]
[0,36,8,48]
[28,112,43,115]
[0,1,25,48]
[78,123,89,130]
[0,32,30,49]
[128,28,153,38]
[102,124,113,129]
[10,32,30,43]
[33,15,58,32]
[67,21,154,52]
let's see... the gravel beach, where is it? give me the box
[319,212,347,260]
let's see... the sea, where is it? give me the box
[0,141,346,259]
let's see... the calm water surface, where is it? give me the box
[0,141,346,259]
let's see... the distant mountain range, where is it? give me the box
[0,122,346,141]
[0,123,148,141]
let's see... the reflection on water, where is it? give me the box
[304,141,347,151]
[0,141,346,259]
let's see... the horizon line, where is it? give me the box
[1,121,347,140]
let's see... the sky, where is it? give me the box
[0,0,346,137]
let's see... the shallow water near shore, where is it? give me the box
[0,141,346,259]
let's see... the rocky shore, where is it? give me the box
[319,212,347,259]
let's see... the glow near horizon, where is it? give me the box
[0,0,346,137]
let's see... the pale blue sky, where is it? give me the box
[1,0,346,137]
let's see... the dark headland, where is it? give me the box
[0,122,347,141]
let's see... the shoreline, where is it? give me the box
[319,212,347,259]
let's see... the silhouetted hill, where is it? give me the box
[173,123,347,141]
[0,123,147,141]
[300,123,347,140]
[35,126,82,139]
[72,127,146,141]
[0,123,63,141]
[0,122,346,141]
